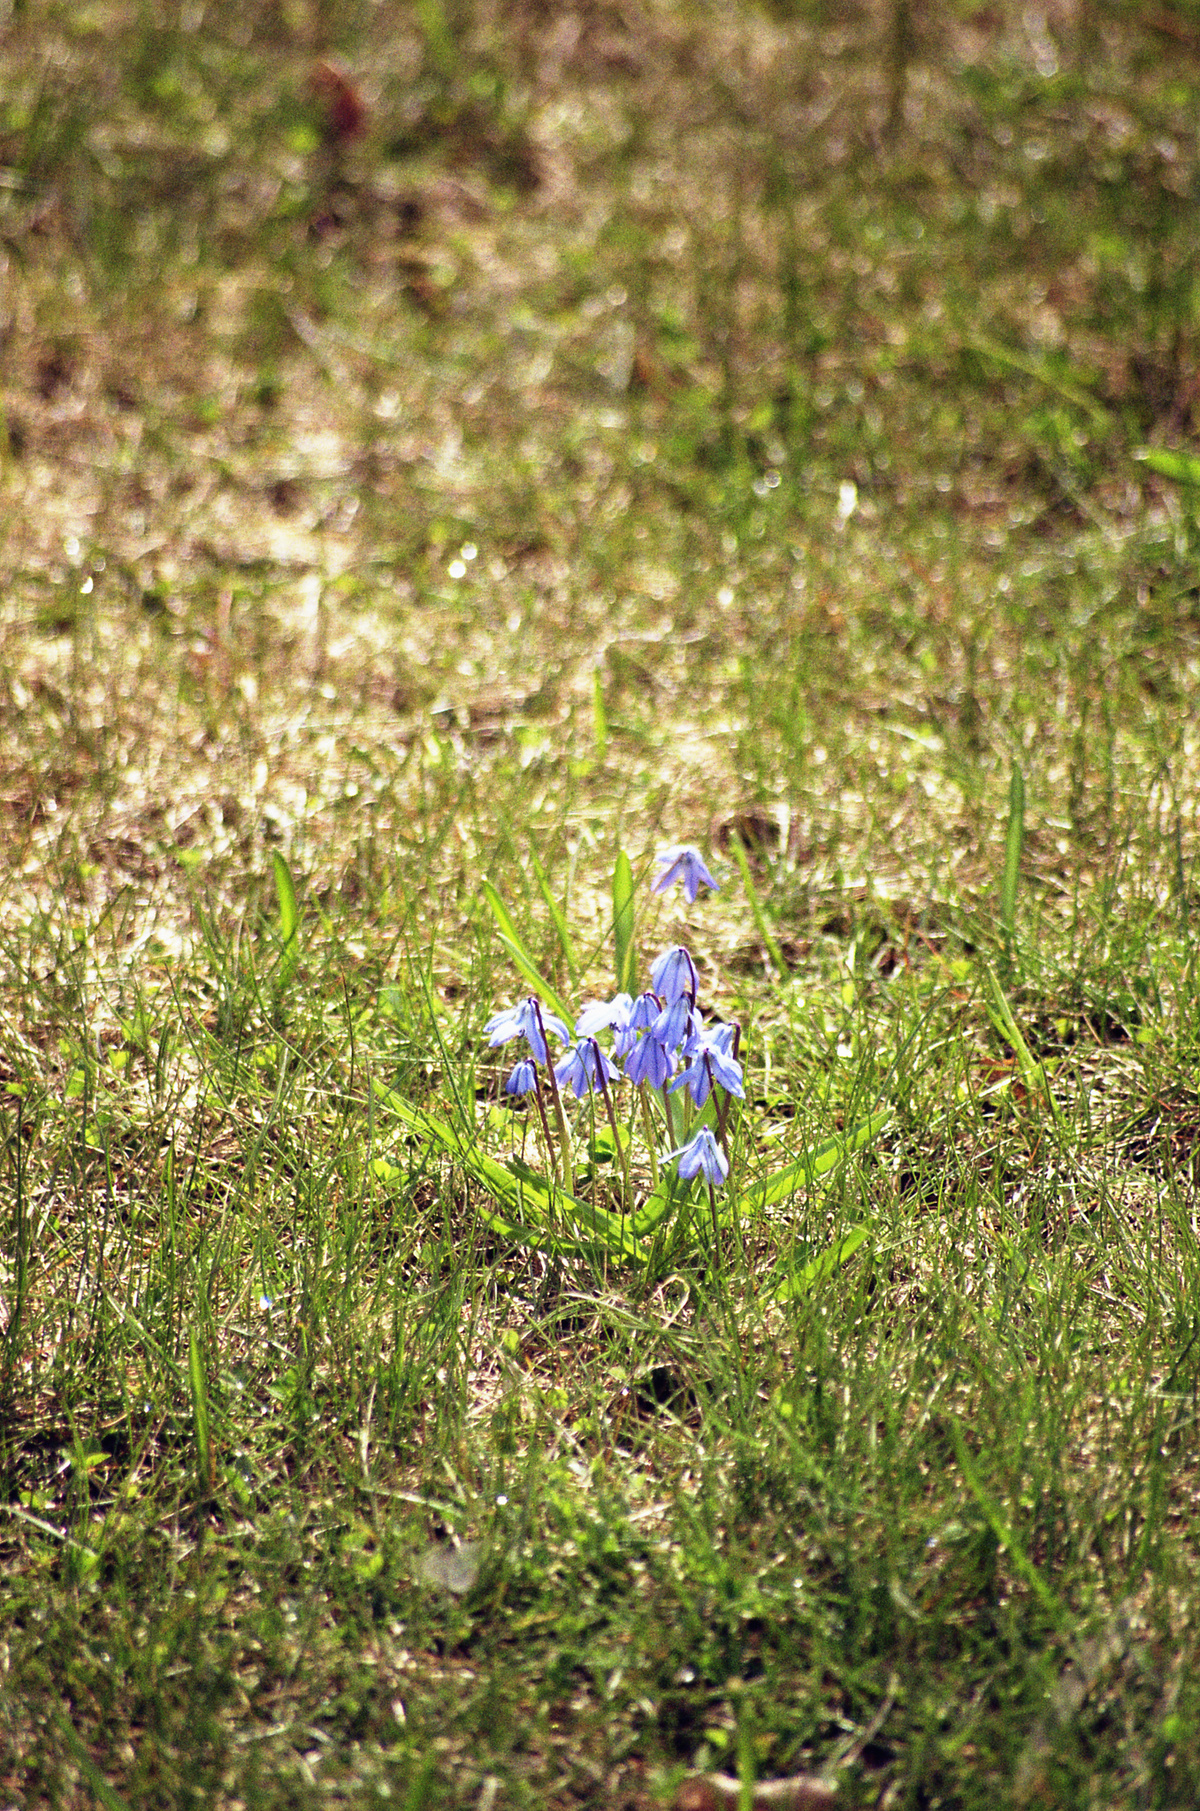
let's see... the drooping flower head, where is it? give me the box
[704,1020,740,1058]
[650,944,699,1006]
[672,1125,729,1188]
[623,1026,675,1089]
[628,991,664,1031]
[555,1038,619,1100]
[652,845,719,904]
[504,1057,538,1097]
[652,995,695,1057]
[484,996,572,1066]
[670,1034,745,1108]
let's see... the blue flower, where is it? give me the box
[669,1036,745,1108]
[624,1028,675,1089]
[554,1038,618,1100]
[705,1021,739,1056]
[652,995,695,1056]
[628,991,664,1031]
[672,1126,729,1188]
[651,845,719,903]
[504,1058,538,1097]
[484,996,572,1066]
[574,992,633,1043]
[650,945,699,1005]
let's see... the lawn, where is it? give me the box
[3,1,1200,1805]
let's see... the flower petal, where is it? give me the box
[672,1126,729,1187]
[651,846,719,902]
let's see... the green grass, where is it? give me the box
[4,0,1200,1804]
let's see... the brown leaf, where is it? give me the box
[312,60,368,148]
[674,1773,838,1810]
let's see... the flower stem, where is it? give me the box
[531,1071,557,1180]
[708,1180,720,1271]
[531,999,573,1192]
[638,1085,659,1191]
[660,1080,676,1150]
[594,1046,632,1215]
[717,1022,742,1153]
[542,1051,573,1193]
[708,1053,732,1154]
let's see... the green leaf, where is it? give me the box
[481,881,574,1023]
[530,848,578,986]
[770,1226,870,1300]
[373,1084,643,1260]
[592,665,608,761]
[1137,446,1200,488]
[188,1325,213,1495]
[1000,762,1024,948]
[612,850,636,995]
[272,852,300,986]
[49,1712,137,1811]
[630,1172,686,1238]
[981,964,1063,1130]
[737,1110,891,1215]
[505,1155,642,1255]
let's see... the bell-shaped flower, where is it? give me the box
[669,1036,744,1108]
[649,945,699,1005]
[484,996,571,1066]
[504,1057,538,1097]
[651,845,719,903]
[672,1125,729,1188]
[628,991,663,1031]
[652,995,695,1057]
[554,1038,618,1100]
[623,1027,674,1089]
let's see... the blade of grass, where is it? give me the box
[1001,762,1025,955]
[981,963,1063,1132]
[188,1325,213,1497]
[592,665,608,762]
[962,329,1112,431]
[949,1418,1065,1622]
[50,1710,136,1811]
[414,0,459,80]
[727,834,786,975]
[272,852,300,987]
[612,850,636,995]
[482,881,575,1024]
[530,848,579,989]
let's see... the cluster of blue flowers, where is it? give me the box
[482,846,740,1191]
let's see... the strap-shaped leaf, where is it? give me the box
[770,1226,870,1300]
[530,849,578,987]
[612,850,636,996]
[481,881,574,1024]
[374,1084,643,1260]
[736,1110,891,1215]
[1137,446,1200,488]
[272,853,300,986]
[981,964,1062,1129]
